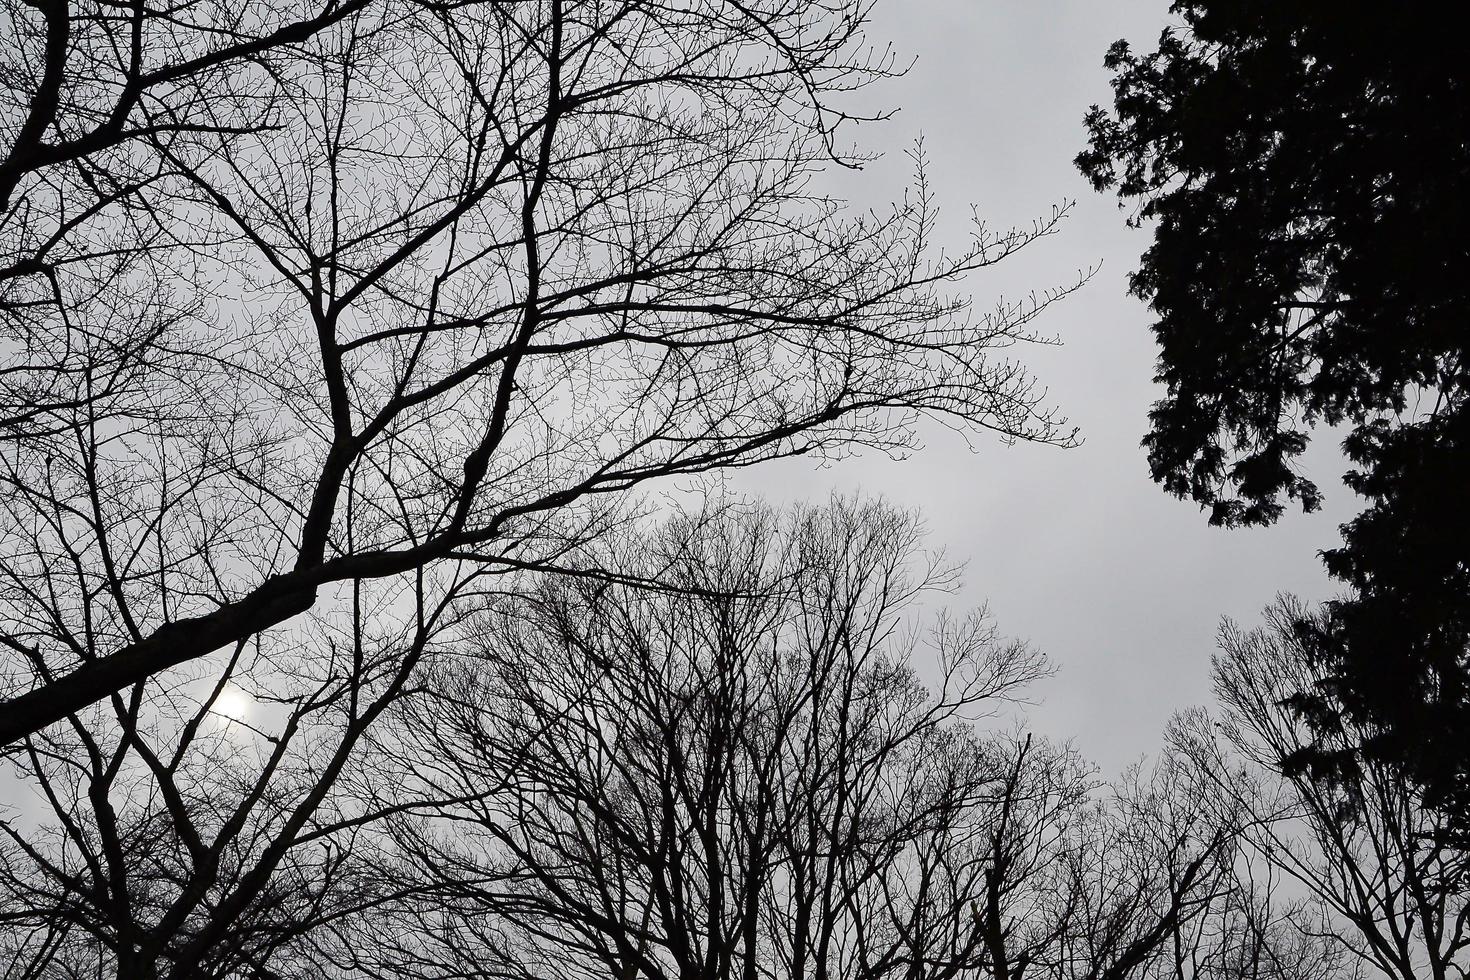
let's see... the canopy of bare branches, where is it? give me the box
[0,0,1079,742]
[2,2,1463,979]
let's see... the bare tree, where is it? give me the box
[0,556,479,978]
[1,0,370,440]
[342,498,1235,980]
[365,497,1039,980]
[1020,750,1244,980]
[0,0,1080,744]
[1168,598,1470,980]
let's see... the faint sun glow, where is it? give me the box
[211,685,254,724]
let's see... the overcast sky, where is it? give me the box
[735,0,1359,775]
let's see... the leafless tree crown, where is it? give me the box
[0,0,1079,745]
[5,5,1406,980]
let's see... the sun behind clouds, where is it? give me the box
[210,685,254,725]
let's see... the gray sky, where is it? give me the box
[735,0,1359,775]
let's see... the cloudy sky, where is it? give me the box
[736,0,1359,774]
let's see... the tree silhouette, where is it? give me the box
[1,0,368,444]
[0,0,1079,745]
[1078,2,1470,829]
[0,555,475,978]
[340,499,1239,980]
[1169,598,1470,980]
